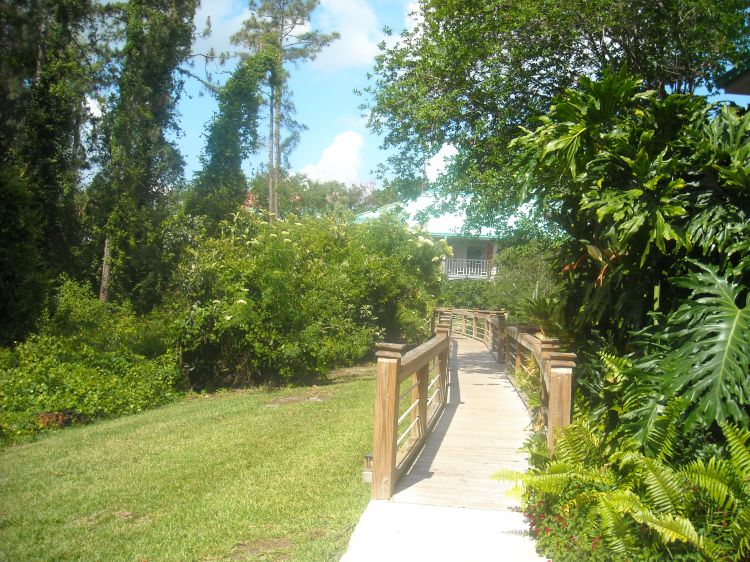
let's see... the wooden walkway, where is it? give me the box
[341,336,545,561]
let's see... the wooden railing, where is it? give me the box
[369,322,452,500]
[439,308,575,450]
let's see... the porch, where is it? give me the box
[444,258,493,279]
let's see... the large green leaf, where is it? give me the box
[663,261,750,426]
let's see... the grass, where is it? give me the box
[0,367,376,562]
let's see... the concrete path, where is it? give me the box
[340,336,545,562]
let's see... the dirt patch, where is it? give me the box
[74,510,107,527]
[229,538,292,560]
[327,364,375,381]
[266,393,325,406]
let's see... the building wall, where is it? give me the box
[440,237,497,261]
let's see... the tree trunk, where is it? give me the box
[273,81,282,218]
[99,236,111,302]
[268,89,275,221]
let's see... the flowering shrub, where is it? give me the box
[174,212,448,387]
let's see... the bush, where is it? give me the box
[0,280,184,441]
[173,212,447,387]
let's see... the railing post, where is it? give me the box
[436,323,451,405]
[472,309,478,338]
[546,360,573,451]
[496,311,506,361]
[372,343,406,500]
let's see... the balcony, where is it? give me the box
[444,258,493,280]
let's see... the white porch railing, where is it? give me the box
[444,258,492,279]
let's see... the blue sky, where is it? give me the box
[177,0,422,187]
[176,1,749,189]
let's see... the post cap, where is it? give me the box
[375,342,408,358]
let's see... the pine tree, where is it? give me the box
[231,0,338,220]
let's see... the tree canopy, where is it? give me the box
[365,0,750,223]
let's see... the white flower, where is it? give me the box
[269,233,277,238]
[284,238,292,243]
[224,315,233,321]
[236,299,247,305]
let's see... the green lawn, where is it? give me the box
[0,368,375,561]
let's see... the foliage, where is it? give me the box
[0,281,183,440]
[247,172,384,217]
[501,420,750,561]
[89,0,198,309]
[365,0,750,214]
[0,166,47,346]
[185,52,274,228]
[511,74,750,345]
[173,212,448,387]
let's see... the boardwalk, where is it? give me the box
[341,336,545,562]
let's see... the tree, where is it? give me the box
[91,0,198,308]
[231,0,338,220]
[186,52,273,228]
[365,0,750,221]
[0,0,111,343]
[246,172,379,216]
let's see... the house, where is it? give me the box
[717,60,750,95]
[355,192,498,280]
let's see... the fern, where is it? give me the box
[640,458,686,514]
[723,424,750,479]
[598,351,631,384]
[683,456,737,511]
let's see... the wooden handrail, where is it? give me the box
[370,322,452,500]
[436,307,575,450]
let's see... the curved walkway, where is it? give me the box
[340,336,545,562]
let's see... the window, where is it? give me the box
[466,245,484,261]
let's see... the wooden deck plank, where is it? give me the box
[341,335,544,562]
[391,336,533,510]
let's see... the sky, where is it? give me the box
[176,0,428,188]
[176,1,749,190]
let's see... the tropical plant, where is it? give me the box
[506,421,750,561]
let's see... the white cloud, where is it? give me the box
[302,131,364,184]
[404,1,423,31]
[193,0,250,65]
[311,0,384,72]
[425,144,458,182]
[86,96,102,118]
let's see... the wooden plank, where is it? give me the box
[391,336,534,510]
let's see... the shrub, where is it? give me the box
[173,212,447,388]
[0,281,184,441]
